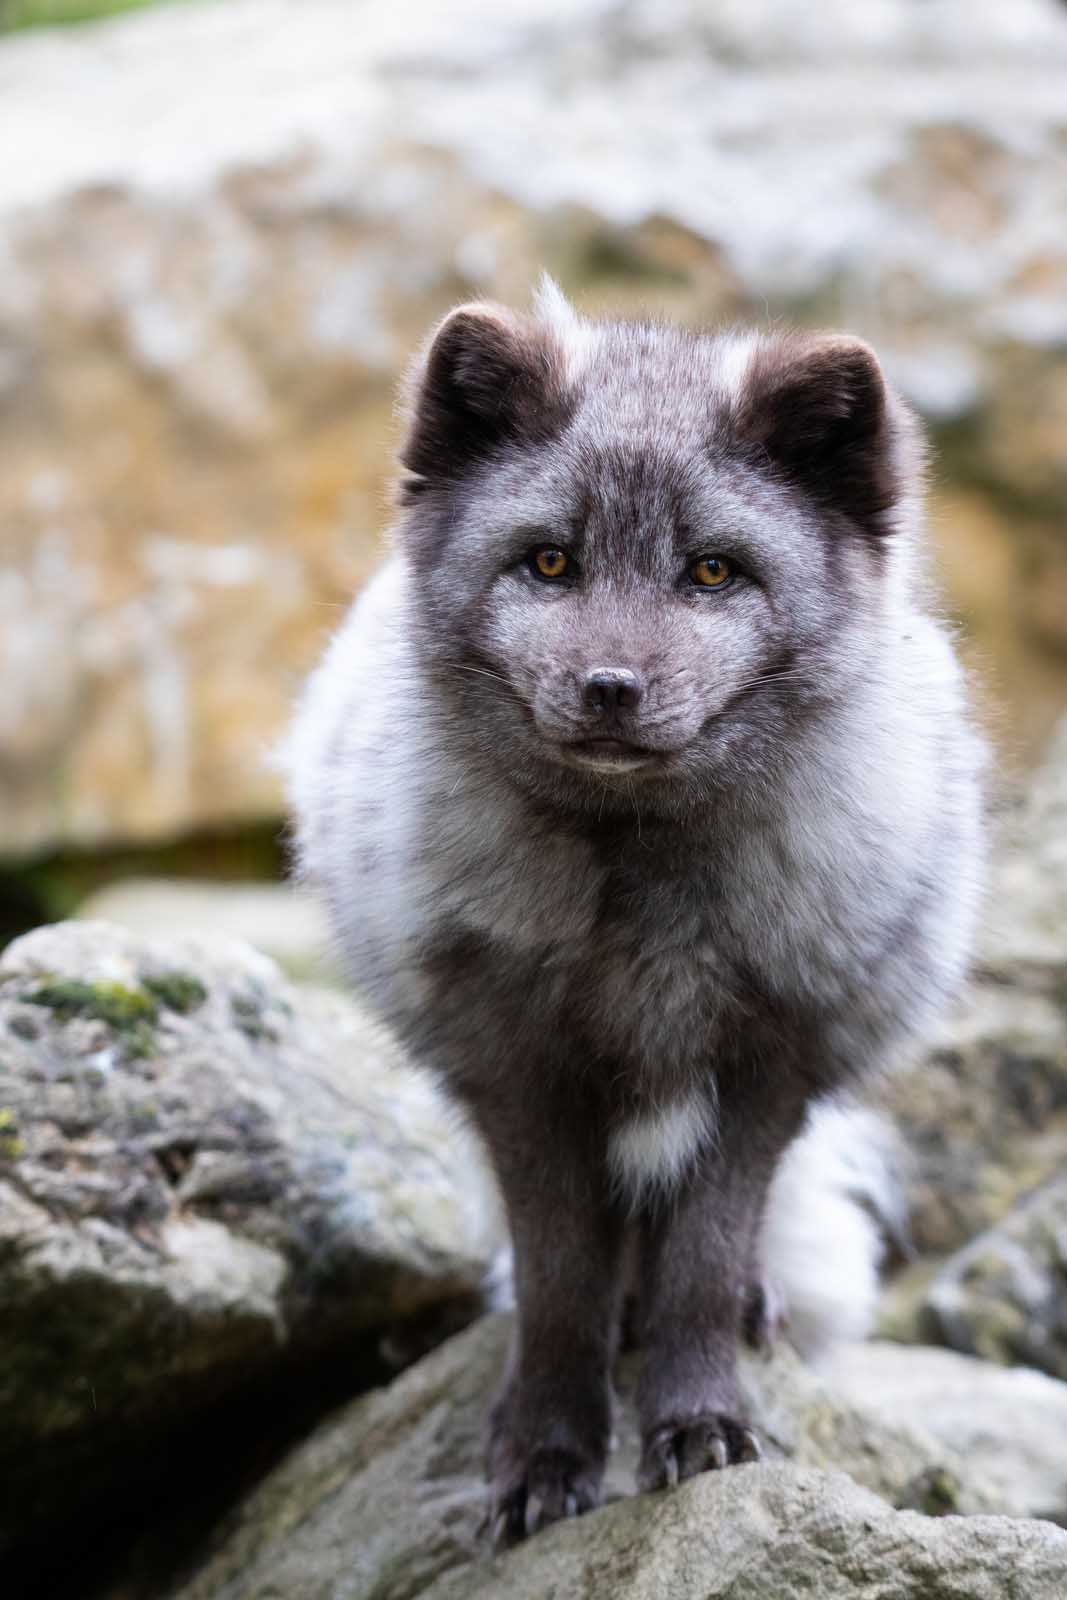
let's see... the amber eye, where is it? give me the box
[530,547,571,581]
[689,555,735,589]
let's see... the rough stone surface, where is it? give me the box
[76,877,344,985]
[875,720,1067,1258]
[918,1176,1067,1382]
[981,718,1067,985]
[877,978,1067,1257]
[169,1314,1066,1600]
[2,0,1067,852]
[0,919,499,1550]
[825,1340,1067,1525]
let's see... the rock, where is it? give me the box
[877,978,1067,1256]
[875,720,1067,1258]
[982,718,1067,986]
[0,920,499,1553]
[825,1340,1067,1524]
[168,1315,1066,1600]
[423,1473,1067,1600]
[76,878,344,985]
[917,1176,1067,1382]
[2,1,1067,852]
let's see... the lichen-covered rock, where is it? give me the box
[917,1176,1067,1382]
[825,1340,1067,1524]
[0,920,499,1552]
[2,0,1067,853]
[168,1315,1066,1600]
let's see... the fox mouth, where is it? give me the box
[562,737,657,770]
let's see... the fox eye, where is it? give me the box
[689,555,735,589]
[529,547,572,581]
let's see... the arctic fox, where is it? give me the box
[285,281,984,1542]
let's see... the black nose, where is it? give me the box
[583,668,644,713]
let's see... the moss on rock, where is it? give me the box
[143,973,208,1014]
[24,977,159,1056]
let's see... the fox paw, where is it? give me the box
[638,1414,762,1492]
[489,1448,601,1547]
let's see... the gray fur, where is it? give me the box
[284,284,985,1540]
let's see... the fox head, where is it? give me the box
[393,281,923,818]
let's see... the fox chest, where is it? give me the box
[416,854,757,1077]
[398,806,882,1083]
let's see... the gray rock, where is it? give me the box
[425,1472,1067,1600]
[919,1176,1067,1382]
[0,920,499,1551]
[875,720,1067,1258]
[76,878,345,986]
[169,1315,1066,1600]
[982,718,1067,987]
[825,1340,1067,1524]
[877,978,1067,1256]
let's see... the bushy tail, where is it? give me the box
[761,1100,908,1364]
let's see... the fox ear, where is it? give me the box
[734,335,916,536]
[399,302,571,496]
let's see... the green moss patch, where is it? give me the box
[25,977,159,1057]
[143,973,208,1014]
[902,1466,963,1518]
[21,970,208,1056]
[27,978,157,1027]
[0,1106,23,1160]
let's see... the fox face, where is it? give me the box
[394,286,921,817]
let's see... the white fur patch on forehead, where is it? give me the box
[533,272,579,333]
[533,271,601,385]
[607,1093,715,1206]
[713,333,758,401]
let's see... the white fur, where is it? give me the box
[713,333,755,400]
[761,1100,906,1364]
[534,272,601,384]
[607,1094,715,1206]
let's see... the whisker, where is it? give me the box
[442,661,512,687]
[732,668,813,694]
[627,777,646,847]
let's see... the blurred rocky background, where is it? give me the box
[2,2,1067,1598]
[2,0,1067,927]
